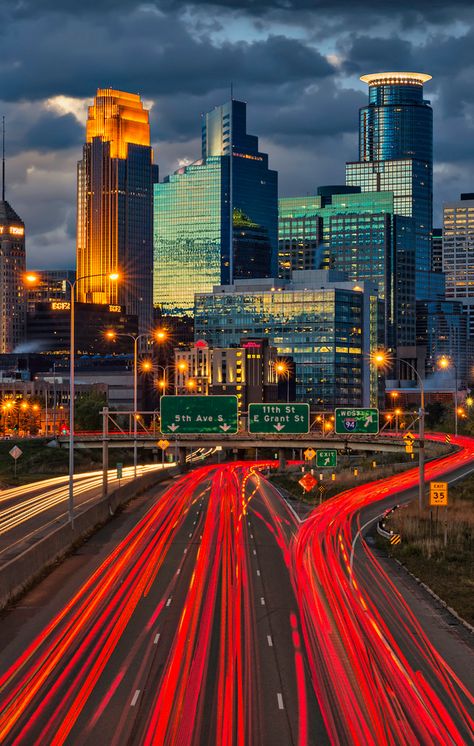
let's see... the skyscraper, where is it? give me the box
[154,99,278,315]
[278,188,416,350]
[0,201,26,353]
[443,194,474,337]
[77,89,158,333]
[0,121,26,353]
[346,72,442,301]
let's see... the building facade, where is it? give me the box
[27,301,138,354]
[173,339,278,409]
[443,194,474,338]
[278,189,416,350]
[26,270,75,314]
[346,72,442,302]
[154,99,278,315]
[194,270,382,408]
[0,200,26,352]
[77,89,158,334]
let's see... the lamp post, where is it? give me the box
[26,271,120,527]
[373,351,425,511]
[438,356,458,436]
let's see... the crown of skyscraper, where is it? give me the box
[86,88,151,159]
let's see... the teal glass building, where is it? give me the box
[194,270,382,408]
[346,72,443,302]
[154,100,278,315]
[278,188,416,350]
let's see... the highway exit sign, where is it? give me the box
[316,449,337,468]
[430,481,448,506]
[160,395,238,434]
[248,403,309,434]
[335,408,379,435]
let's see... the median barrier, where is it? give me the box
[0,466,180,611]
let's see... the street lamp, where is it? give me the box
[26,270,120,527]
[373,350,425,511]
[438,355,459,436]
[274,359,291,403]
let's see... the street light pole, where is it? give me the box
[454,361,459,437]
[403,360,425,512]
[26,270,119,528]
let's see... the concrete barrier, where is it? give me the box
[0,466,180,611]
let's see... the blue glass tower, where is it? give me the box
[154,99,278,315]
[346,72,443,302]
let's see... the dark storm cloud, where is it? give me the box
[2,0,474,268]
[25,112,83,152]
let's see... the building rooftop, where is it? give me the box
[0,199,23,226]
[360,72,432,86]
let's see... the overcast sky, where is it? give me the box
[2,0,474,268]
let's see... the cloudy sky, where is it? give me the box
[2,0,474,268]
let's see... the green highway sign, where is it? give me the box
[160,395,238,434]
[334,408,379,435]
[248,403,309,434]
[316,449,337,468]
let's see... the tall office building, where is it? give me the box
[443,194,474,338]
[432,228,443,274]
[0,200,26,352]
[26,269,75,314]
[154,99,278,315]
[195,270,383,408]
[77,89,158,333]
[346,72,443,302]
[279,188,416,350]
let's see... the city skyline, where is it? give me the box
[2,0,474,268]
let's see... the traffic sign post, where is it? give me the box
[248,403,309,434]
[299,472,317,493]
[116,462,123,481]
[158,438,170,467]
[316,449,337,468]
[335,408,379,435]
[160,396,238,434]
[304,448,316,461]
[9,445,23,478]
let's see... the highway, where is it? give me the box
[0,464,172,564]
[0,439,472,744]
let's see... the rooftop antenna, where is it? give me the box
[2,116,5,202]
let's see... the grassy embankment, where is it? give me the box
[385,477,474,625]
[0,439,158,486]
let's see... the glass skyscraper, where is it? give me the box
[77,89,159,334]
[154,99,278,315]
[346,72,442,302]
[278,188,416,350]
[194,270,382,408]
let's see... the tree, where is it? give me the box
[75,392,107,431]
[425,401,447,428]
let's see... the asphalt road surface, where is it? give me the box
[0,436,473,744]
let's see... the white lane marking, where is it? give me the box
[260,597,265,606]
[253,549,257,555]
[176,568,181,575]
[154,633,160,645]
[189,533,193,538]
[131,689,140,707]
[250,533,254,539]
[267,635,273,647]
[277,693,284,710]
[256,569,261,577]
[166,597,172,607]
[184,548,187,554]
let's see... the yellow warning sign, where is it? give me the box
[430,481,448,506]
[304,448,316,461]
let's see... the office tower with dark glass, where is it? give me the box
[346,72,442,302]
[279,188,416,350]
[154,99,278,315]
[77,89,159,334]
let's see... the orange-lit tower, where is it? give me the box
[77,89,158,333]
